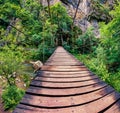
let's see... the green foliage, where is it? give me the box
[76,28,98,54]
[0,45,25,85]
[50,3,73,42]
[0,1,120,112]
[20,74,31,88]
[31,43,55,62]
[109,71,120,92]
[75,46,109,81]
[50,3,72,27]
[88,0,111,22]
[31,34,42,46]
[74,2,120,93]
[88,46,109,81]
[100,2,120,71]
[0,0,81,111]
[0,1,20,21]
[30,2,75,61]
[63,41,71,51]
[2,85,25,110]
[41,20,58,46]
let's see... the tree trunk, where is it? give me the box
[5,17,16,37]
[20,0,26,8]
[47,0,51,17]
[71,0,81,48]
[72,0,81,25]
[40,0,43,4]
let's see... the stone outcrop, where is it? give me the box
[41,0,118,37]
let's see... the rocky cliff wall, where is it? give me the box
[41,0,118,37]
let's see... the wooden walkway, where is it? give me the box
[13,46,120,113]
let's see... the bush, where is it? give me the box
[74,46,120,92]
[100,3,120,71]
[0,45,25,85]
[74,46,109,81]
[109,71,120,92]
[63,41,71,51]
[2,85,25,110]
[90,46,109,80]
[76,28,98,54]
[31,44,55,62]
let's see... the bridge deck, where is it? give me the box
[13,46,120,113]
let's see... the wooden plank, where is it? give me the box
[41,66,88,71]
[32,78,99,83]
[83,91,120,113]
[34,75,98,81]
[27,82,107,96]
[15,104,87,113]
[21,86,113,107]
[15,90,120,113]
[44,62,83,66]
[42,66,86,69]
[36,73,95,78]
[30,77,101,85]
[31,76,100,88]
[13,107,38,113]
[104,99,120,113]
[32,77,98,83]
[37,70,93,78]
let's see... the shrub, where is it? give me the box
[31,43,55,62]
[2,85,25,110]
[75,46,109,81]
[0,45,25,85]
[63,41,71,51]
[109,71,120,92]
[76,28,98,54]
[100,2,120,71]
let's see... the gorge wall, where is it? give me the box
[41,0,118,37]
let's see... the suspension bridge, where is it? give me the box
[13,46,120,113]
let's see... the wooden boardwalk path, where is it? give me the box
[13,46,120,113]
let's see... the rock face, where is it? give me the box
[41,0,117,36]
[62,0,101,36]
[63,0,117,36]
[68,0,92,32]
[40,0,60,6]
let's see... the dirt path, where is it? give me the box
[0,87,11,113]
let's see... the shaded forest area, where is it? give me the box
[0,0,120,112]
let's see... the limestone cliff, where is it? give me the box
[41,0,118,36]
